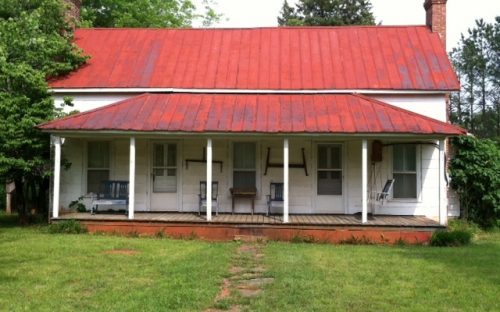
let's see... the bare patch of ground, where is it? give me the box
[206,240,274,311]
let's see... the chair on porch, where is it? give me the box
[375,179,395,204]
[91,180,129,215]
[199,181,219,216]
[267,182,284,216]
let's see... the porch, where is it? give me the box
[54,212,442,243]
[56,211,441,227]
[40,93,466,228]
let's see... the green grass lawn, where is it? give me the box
[0,215,235,311]
[249,233,500,312]
[1,212,499,312]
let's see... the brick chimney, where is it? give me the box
[64,0,82,22]
[424,0,447,47]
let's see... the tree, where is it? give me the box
[277,0,375,27]
[450,17,500,139]
[450,136,500,228]
[81,0,222,28]
[0,0,86,221]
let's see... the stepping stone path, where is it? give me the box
[205,238,273,312]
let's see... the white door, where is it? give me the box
[315,144,344,214]
[150,142,178,211]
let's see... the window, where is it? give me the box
[152,143,177,193]
[392,144,417,199]
[233,142,256,189]
[317,144,342,195]
[87,141,110,193]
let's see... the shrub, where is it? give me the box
[69,197,87,212]
[449,136,500,228]
[448,219,481,234]
[430,230,472,247]
[47,219,87,234]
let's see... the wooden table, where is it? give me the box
[230,187,257,215]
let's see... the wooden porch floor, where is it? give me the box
[56,212,442,228]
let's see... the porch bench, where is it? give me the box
[267,182,284,216]
[91,180,129,215]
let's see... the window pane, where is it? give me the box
[233,171,256,189]
[393,144,416,172]
[87,170,109,194]
[330,146,341,169]
[167,144,177,167]
[318,145,341,169]
[318,146,327,168]
[393,173,417,198]
[405,145,416,171]
[153,144,164,167]
[234,142,256,169]
[88,142,110,168]
[317,170,342,195]
[393,145,405,171]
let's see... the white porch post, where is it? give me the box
[283,138,289,223]
[438,139,447,226]
[361,139,368,224]
[206,138,213,221]
[52,136,62,218]
[128,137,135,220]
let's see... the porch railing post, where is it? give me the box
[283,138,289,223]
[206,138,212,221]
[128,137,135,220]
[438,139,447,226]
[361,139,368,224]
[52,136,62,219]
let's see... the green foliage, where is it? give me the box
[68,197,86,212]
[430,230,472,247]
[448,218,482,234]
[47,219,88,234]
[0,0,87,220]
[277,0,375,26]
[450,17,500,138]
[450,136,500,227]
[81,0,222,28]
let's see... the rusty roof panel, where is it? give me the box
[39,93,466,135]
[49,27,459,91]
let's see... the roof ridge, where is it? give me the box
[351,93,467,134]
[76,25,430,31]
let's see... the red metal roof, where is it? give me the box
[50,26,459,91]
[39,93,465,135]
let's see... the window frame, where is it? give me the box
[231,141,258,190]
[152,142,178,193]
[316,143,343,196]
[391,144,420,201]
[85,140,111,194]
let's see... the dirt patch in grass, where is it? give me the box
[103,249,140,255]
[207,241,274,311]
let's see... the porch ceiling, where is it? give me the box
[39,93,466,136]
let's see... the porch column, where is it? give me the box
[128,137,135,220]
[283,138,289,223]
[206,138,213,221]
[438,139,447,226]
[52,136,62,218]
[361,139,368,224]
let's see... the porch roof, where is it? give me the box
[39,93,466,135]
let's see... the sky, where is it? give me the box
[194,0,499,51]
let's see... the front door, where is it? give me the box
[150,142,178,211]
[315,144,344,213]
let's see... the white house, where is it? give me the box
[41,0,465,231]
